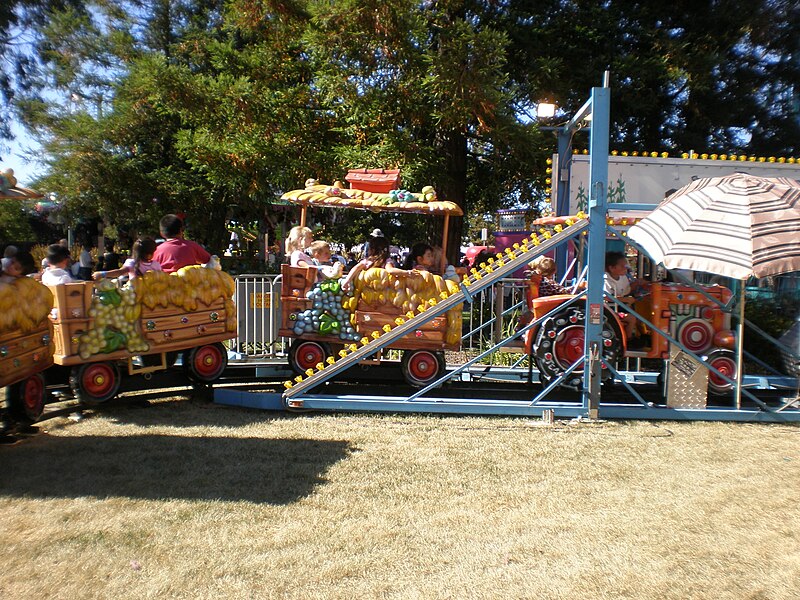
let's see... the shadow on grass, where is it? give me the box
[1,435,352,504]
[89,395,285,429]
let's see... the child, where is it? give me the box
[604,251,646,348]
[42,244,76,285]
[529,256,572,297]
[342,235,417,292]
[402,243,434,271]
[285,225,314,268]
[2,245,18,273]
[0,251,36,283]
[94,238,162,280]
[152,214,211,273]
[307,240,343,280]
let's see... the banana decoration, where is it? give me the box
[0,277,53,333]
[350,269,463,347]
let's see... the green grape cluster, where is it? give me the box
[78,281,149,359]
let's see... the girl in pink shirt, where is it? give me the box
[94,238,162,281]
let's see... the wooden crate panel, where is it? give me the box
[141,307,225,332]
[281,265,316,299]
[0,325,54,388]
[141,298,226,319]
[48,282,95,321]
[356,311,446,332]
[52,318,91,358]
[144,319,228,346]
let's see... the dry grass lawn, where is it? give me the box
[1,394,799,599]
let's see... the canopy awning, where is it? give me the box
[280,184,463,217]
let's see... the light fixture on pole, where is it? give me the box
[536,102,556,119]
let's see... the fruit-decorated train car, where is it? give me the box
[47,266,237,404]
[0,277,55,425]
[279,171,464,386]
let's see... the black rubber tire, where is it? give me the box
[288,339,331,375]
[183,342,228,384]
[70,361,122,405]
[7,373,46,423]
[401,350,446,387]
[533,305,622,389]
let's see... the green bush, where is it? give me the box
[744,294,799,373]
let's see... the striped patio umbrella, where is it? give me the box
[628,172,800,409]
[627,173,800,279]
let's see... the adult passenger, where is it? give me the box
[152,214,211,273]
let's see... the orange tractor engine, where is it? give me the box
[522,278,735,391]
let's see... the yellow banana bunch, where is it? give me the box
[224,298,236,332]
[349,269,462,345]
[0,277,54,334]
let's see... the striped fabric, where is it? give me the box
[627,173,800,279]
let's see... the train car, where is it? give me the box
[279,264,462,386]
[47,266,237,404]
[278,172,464,386]
[0,277,55,425]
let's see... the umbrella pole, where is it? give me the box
[735,280,745,410]
[440,214,450,274]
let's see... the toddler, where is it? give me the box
[285,225,314,268]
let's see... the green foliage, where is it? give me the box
[4,0,800,259]
[744,295,800,373]
[0,201,35,242]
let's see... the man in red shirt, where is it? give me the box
[153,214,211,273]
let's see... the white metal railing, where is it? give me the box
[233,274,289,359]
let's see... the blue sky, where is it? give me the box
[2,121,45,188]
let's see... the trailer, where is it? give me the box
[0,277,55,424]
[47,267,237,404]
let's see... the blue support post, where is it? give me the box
[582,86,610,417]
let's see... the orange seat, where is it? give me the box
[525,273,542,310]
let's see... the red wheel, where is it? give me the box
[401,350,445,387]
[288,340,330,374]
[70,362,121,405]
[8,373,46,423]
[678,318,714,354]
[707,349,736,396]
[184,342,228,383]
[533,305,622,389]
[553,325,585,368]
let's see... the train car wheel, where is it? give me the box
[533,305,622,389]
[184,342,228,383]
[70,362,121,405]
[401,350,445,387]
[8,373,46,423]
[707,349,736,396]
[288,340,331,374]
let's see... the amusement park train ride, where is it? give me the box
[3,81,800,429]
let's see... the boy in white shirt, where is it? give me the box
[42,244,76,285]
[604,251,648,349]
